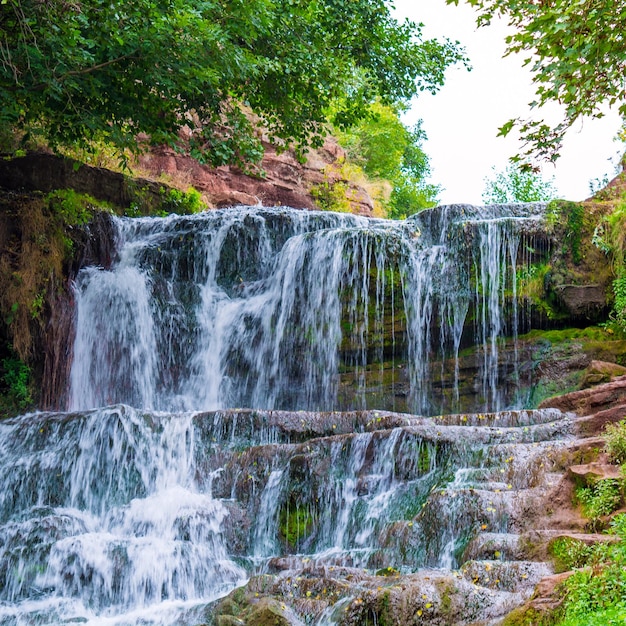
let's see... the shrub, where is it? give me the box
[160,188,205,215]
[605,419,626,464]
[0,354,33,416]
[575,479,622,523]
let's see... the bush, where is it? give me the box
[0,354,33,416]
[605,419,626,464]
[160,188,205,215]
[575,479,622,523]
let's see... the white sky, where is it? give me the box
[393,0,624,204]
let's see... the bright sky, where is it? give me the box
[393,0,624,204]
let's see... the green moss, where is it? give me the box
[521,326,613,343]
[46,189,113,224]
[375,566,399,577]
[279,502,313,548]
[502,605,558,626]
[417,442,432,474]
[527,370,583,408]
[436,580,454,615]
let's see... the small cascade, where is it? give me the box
[0,405,574,625]
[69,204,548,415]
[0,407,246,625]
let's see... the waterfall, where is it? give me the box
[69,204,546,415]
[0,406,572,625]
[0,406,247,625]
[1,203,562,626]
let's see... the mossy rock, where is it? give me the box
[246,599,291,626]
[501,605,555,626]
[217,616,245,626]
[217,597,241,618]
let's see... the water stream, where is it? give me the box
[0,204,565,626]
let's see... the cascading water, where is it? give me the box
[0,204,566,626]
[69,204,546,415]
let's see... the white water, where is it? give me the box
[69,204,545,415]
[1,204,559,625]
[0,407,246,625]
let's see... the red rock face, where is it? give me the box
[539,375,626,432]
[137,137,376,215]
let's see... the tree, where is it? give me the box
[0,0,465,167]
[482,163,556,204]
[447,0,626,165]
[336,101,440,218]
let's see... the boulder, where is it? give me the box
[554,284,608,319]
[580,360,626,389]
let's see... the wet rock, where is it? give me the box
[213,590,298,626]
[460,560,551,592]
[500,571,574,624]
[246,599,294,626]
[217,616,245,626]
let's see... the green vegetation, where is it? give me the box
[1,0,464,167]
[279,502,314,548]
[335,101,440,218]
[548,536,607,573]
[0,352,33,416]
[449,0,626,165]
[375,566,400,576]
[482,163,556,204]
[310,163,366,214]
[417,442,434,474]
[546,201,586,264]
[159,188,205,216]
[529,420,626,625]
[575,479,623,525]
[592,200,626,332]
[549,515,626,625]
[605,420,626,465]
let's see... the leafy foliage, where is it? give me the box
[0,352,32,415]
[0,0,465,166]
[549,536,609,573]
[336,102,440,218]
[159,188,205,215]
[447,0,626,164]
[605,420,626,465]
[575,479,622,524]
[546,200,585,264]
[482,163,556,204]
[592,201,626,331]
[536,516,626,625]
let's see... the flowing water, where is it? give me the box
[69,204,546,415]
[0,204,566,626]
